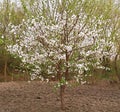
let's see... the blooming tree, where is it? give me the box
[7,0,119,109]
[93,1,120,81]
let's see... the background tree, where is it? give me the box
[0,0,25,81]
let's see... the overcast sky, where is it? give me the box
[0,0,119,2]
[0,0,21,7]
[0,0,119,5]
[0,0,19,3]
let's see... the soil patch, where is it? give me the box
[0,81,120,112]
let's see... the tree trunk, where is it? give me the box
[11,73,14,81]
[114,54,120,82]
[4,59,7,82]
[56,61,61,81]
[65,51,69,80]
[56,61,66,110]
[60,84,65,110]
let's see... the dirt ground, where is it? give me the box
[0,81,120,112]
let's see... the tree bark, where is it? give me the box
[4,59,7,82]
[60,84,65,110]
[57,61,61,81]
[114,54,120,82]
[65,51,69,80]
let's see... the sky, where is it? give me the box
[115,0,120,4]
[0,0,21,7]
[0,0,119,5]
[0,0,119,2]
[0,0,20,3]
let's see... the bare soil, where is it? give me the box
[0,81,120,112]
